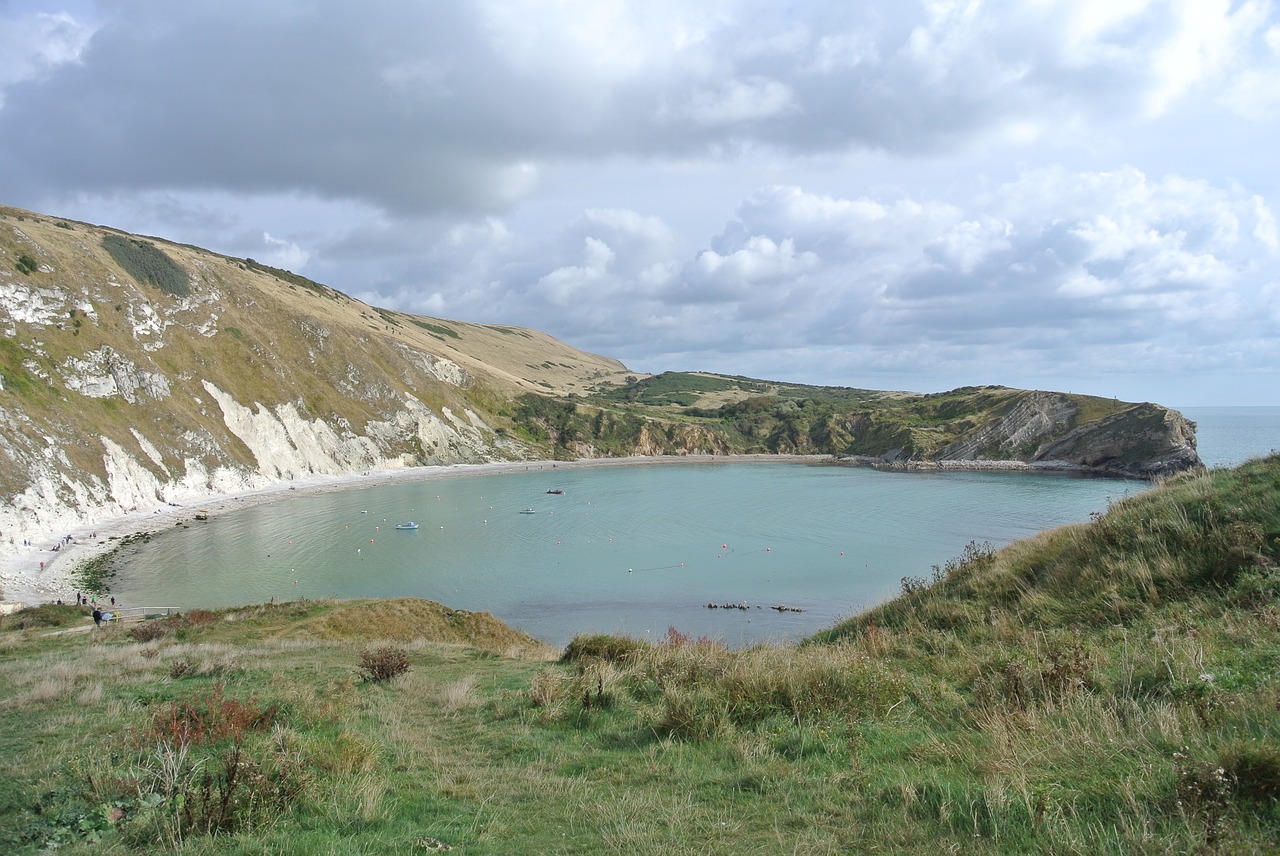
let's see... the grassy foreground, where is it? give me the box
[1,457,1277,854]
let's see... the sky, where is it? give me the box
[2,1,1278,406]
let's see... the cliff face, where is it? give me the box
[932,391,1199,477]
[0,206,1202,562]
[0,206,629,550]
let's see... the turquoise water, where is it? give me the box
[110,463,1140,647]
[109,408,1279,648]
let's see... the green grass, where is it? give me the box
[3,459,1276,853]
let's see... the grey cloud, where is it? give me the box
[5,1,1259,217]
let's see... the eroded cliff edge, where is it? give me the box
[1,205,1201,561]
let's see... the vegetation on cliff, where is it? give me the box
[1,455,1275,853]
[2,206,1196,539]
[513,372,1199,476]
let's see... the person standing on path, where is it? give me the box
[92,606,102,627]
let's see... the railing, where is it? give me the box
[100,606,179,623]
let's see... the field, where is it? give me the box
[1,456,1277,853]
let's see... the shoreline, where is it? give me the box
[0,454,830,607]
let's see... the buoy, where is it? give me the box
[766,547,770,552]
[840,551,844,556]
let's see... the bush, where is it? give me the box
[15,253,38,275]
[113,685,301,847]
[357,646,411,683]
[130,621,169,643]
[102,234,189,297]
[561,633,650,664]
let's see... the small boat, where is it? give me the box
[395,521,419,530]
[519,508,537,514]
[194,509,210,521]
[546,489,564,495]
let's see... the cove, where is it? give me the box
[107,461,1141,648]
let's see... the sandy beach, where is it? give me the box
[0,454,830,607]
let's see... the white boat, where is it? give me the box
[395,521,419,530]
[519,508,537,514]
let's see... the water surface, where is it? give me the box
[110,407,1280,648]
[110,463,1139,647]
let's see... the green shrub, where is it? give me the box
[15,253,38,275]
[102,234,189,297]
[561,633,650,664]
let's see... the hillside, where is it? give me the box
[0,455,1275,854]
[2,204,1200,575]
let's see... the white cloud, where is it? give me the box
[0,9,96,108]
[259,233,309,271]
[2,0,1279,403]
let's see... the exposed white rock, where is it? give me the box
[0,281,67,326]
[58,347,172,403]
[102,437,165,511]
[396,343,468,387]
[127,301,167,344]
[130,428,170,474]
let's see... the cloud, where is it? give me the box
[6,0,1279,216]
[2,1,1278,403]
[0,8,96,107]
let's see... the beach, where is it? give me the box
[0,454,827,607]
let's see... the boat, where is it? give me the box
[194,509,209,521]
[546,489,564,495]
[519,508,537,514]
[395,521,419,530]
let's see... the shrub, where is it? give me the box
[102,234,189,297]
[15,253,38,275]
[561,633,649,664]
[130,621,169,643]
[115,685,300,847]
[357,646,411,683]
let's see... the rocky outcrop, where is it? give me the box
[930,392,1199,477]
[1032,403,1200,478]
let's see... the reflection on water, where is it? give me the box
[110,462,1141,648]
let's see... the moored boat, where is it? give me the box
[395,521,419,530]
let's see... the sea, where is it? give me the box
[107,406,1280,648]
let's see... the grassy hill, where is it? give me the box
[1,455,1276,853]
[2,203,1199,555]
